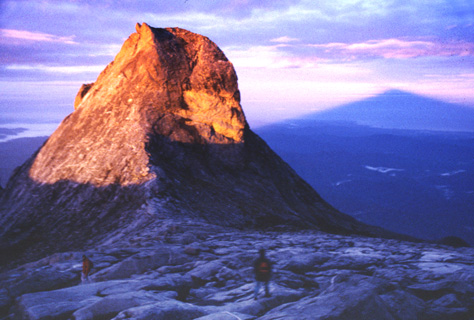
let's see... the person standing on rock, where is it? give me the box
[82,255,93,284]
[254,249,272,299]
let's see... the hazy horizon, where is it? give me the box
[1,87,474,143]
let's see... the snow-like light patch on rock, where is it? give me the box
[416,262,464,274]
[420,251,458,262]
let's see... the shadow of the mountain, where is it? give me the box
[306,89,474,132]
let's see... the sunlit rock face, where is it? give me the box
[30,23,246,187]
[0,24,394,267]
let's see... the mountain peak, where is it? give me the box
[30,23,247,187]
[135,22,155,40]
[0,24,391,266]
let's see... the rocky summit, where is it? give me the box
[0,23,388,268]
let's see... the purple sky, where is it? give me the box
[1,0,474,134]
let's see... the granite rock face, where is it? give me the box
[0,23,389,267]
[1,220,473,319]
[30,23,246,187]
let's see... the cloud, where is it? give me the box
[225,37,474,72]
[0,29,77,44]
[270,36,299,43]
[310,38,474,59]
[225,44,321,69]
[5,64,105,74]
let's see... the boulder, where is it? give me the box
[259,275,394,320]
[139,274,193,301]
[4,266,78,297]
[379,290,426,320]
[72,291,162,320]
[184,246,201,256]
[112,300,207,319]
[274,270,320,290]
[18,285,103,320]
[20,299,101,320]
[194,311,255,320]
[425,293,470,319]
[203,283,254,304]
[92,247,188,281]
[282,253,330,274]
[216,266,240,282]
[431,293,463,308]
[408,278,474,300]
[321,253,383,271]
[223,284,304,316]
[187,260,226,283]
[17,280,149,319]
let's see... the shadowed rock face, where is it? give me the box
[0,23,392,267]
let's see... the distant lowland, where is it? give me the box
[0,136,48,187]
[255,90,474,244]
[0,117,66,186]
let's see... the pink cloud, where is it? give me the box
[310,38,474,59]
[270,36,299,43]
[0,29,77,44]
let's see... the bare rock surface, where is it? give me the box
[0,22,463,319]
[1,219,473,319]
[0,23,390,269]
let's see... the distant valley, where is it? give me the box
[255,90,474,244]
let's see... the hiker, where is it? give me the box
[254,248,272,299]
[82,255,93,284]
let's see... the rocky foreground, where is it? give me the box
[1,219,473,320]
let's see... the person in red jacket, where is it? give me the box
[254,249,272,299]
[82,255,93,284]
